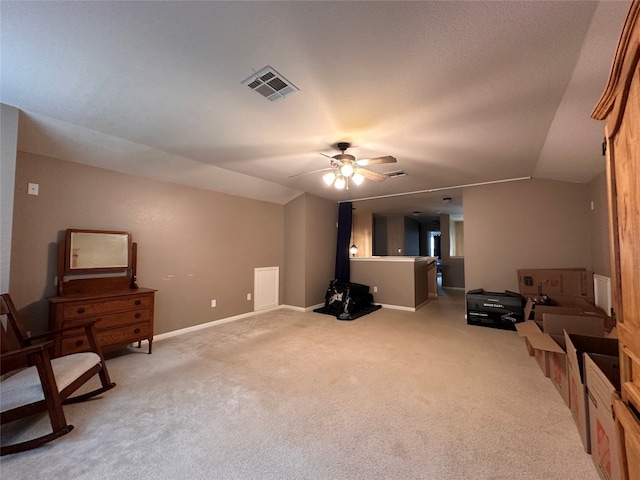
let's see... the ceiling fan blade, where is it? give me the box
[356,155,397,166]
[358,168,387,182]
[288,167,334,179]
[320,152,345,166]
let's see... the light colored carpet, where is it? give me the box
[1,290,598,479]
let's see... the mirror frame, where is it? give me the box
[64,229,132,273]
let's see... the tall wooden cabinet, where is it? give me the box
[592,2,640,478]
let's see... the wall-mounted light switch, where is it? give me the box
[28,183,39,195]
[211,299,217,307]
[247,293,252,301]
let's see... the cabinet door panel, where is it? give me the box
[610,59,640,411]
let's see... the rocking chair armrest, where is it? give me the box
[25,320,100,343]
[0,341,55,361]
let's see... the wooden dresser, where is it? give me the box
[592,2,640,478]
[48,229,156,356]
[49,288,155,355]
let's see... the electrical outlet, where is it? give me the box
[211,299,216,307]
[247,293,252,301]
[373,286,378,293]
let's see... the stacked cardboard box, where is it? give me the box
[514,268,620,480]
[516,313,604,406]
[585,354,621,480]
[517,268,595,306]
[564,332,618,455]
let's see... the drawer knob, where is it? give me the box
[134,328,141,334]
[77,307,85,314]
[75,339,84,347]
[135,313,141,319]
[134,300,141,306]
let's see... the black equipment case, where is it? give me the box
[466,289,526,331]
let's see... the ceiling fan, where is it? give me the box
[291,142,397,190]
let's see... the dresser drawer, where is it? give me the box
[61,308,151,334]
[61,294,152,319]
[62,322,151,355]
[50,288,155,355]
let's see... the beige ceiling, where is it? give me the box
[1,1,631,217]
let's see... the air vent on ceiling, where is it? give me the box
[241,65,298,101]
[385,170,408,179]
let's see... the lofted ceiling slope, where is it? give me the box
[0,1,631,212]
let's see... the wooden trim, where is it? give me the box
[592,1,640,121]
[613,397,640,480]
[606,137,625,325]
[606,45,640,137]
[620,323,640,360]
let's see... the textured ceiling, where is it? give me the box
[0,1,631,217]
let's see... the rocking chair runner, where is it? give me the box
[0,293,116,455]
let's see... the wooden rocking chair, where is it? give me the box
[0,293,116,455]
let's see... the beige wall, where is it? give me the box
[284,195,306,307]
[1,104,19,294]
[588,171,611,278]
[386,215,405,255]
[11,152,285,335]
[463,178,592,293]
[284,193,337,308]
[350,260,415,308]
[304,194,338,306]
[414,260,429,307]
[352,211,372,258]
[438,213,464,288]
[453,221,464,256]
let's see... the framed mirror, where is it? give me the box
[65,229,132,273]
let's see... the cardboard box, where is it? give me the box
[549,340,570,406]
[516,321,562,376]
[517,315,605,406]
[585,353,621,480]
[527,332,564,378]
[564,332,619,453]
[517,268,595,302]
[542,314,605,339]
[523,296,606,324]
[523,296,583,322]
[542,314,605,406]
[516,320,543,340]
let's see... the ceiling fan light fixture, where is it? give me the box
[340,163,354,178]
[322,171,336,186]
[352,172,364,185]
[334,176,346,190]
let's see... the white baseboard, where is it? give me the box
[283,303,324,312]
[152,304,285,343]
[144,298,431,345]
[415,299,431,310]
[376,303,416,312]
